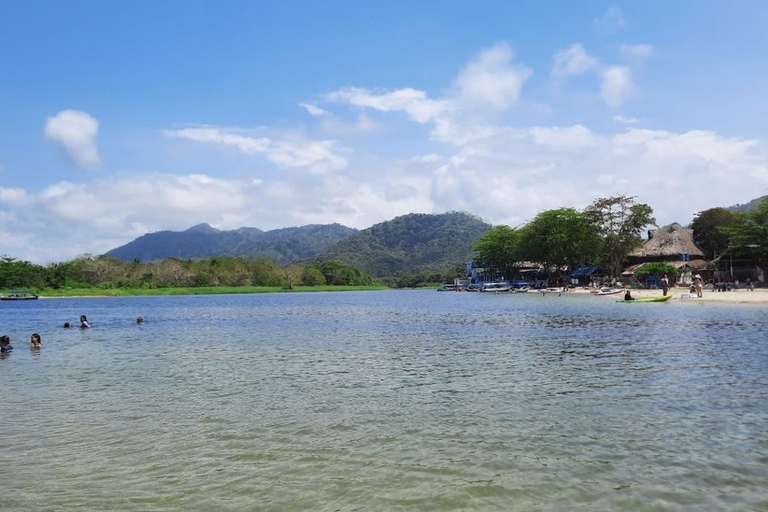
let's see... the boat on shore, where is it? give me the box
[594,287,624,296]
[480,282,512,293]
[1,289,39,300]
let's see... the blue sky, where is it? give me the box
[1,1,767,262]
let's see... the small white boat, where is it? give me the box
[593,287,624,296]
[479,282,512,293]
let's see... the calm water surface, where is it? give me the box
[1,290,767,510]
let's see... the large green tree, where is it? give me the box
[472,225,522,279]
[518,208,602,277]
[721,197,768,259]
[690,207,744,260]
[584,195,655,277]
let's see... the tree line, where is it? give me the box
[474,194,768,281]
[473,195,655,281]
[0,255,374,290]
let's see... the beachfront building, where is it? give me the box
[622,223,707,285]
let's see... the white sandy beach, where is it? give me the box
[580,286,768,305]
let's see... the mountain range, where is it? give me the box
[106,223,357,264]
[105,212,492,277]
[729,196,767,213]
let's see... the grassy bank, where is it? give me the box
[38,285,389,297]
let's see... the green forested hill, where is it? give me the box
[104,212,490,276]
[729,196,767,213]
[106,223,358,264]
[315,212,491,276]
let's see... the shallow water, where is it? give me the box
[1,290,767,510]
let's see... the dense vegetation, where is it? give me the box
[728,195,768,214]
[315,212,491,277]
[474,196,651,280]
[691,198,768,267]
[690,208,743,260]
[0,255,374,292]
[634,263,679,282]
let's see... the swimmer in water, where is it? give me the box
[0,335,13,354]
[136,316,144,325]
[30,333,42,348]
[80,315,90,329]
[63,322,71,328]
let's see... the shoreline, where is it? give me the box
[34,285,389,298]
[574,286,768,305]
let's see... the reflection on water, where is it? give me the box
[1,291,767,510]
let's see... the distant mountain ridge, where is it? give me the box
[105,212,492,276]
[314,212,492,276]
[106,223,357,264]
[729,195,767,213]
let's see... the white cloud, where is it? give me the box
[327,42,531,146]
[326,87,447,123]
[166,127,347,174]
[0,187,28,204]
[411,153,443,163]
[453,42,532,110]
[620,43,655,58]
[44,110,102,169]
[612,115,639,125]
[600,66,633,108]
[529,125,602,149]
[319,114,379,136]
[429,125,767,230]
[595,7,625,34]
[3,124,766,264]
[551,44,599,77]
[299,103,328,116]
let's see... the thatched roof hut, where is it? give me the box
[628,223,705,262]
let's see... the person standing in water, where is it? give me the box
[1,335,13,354]
[30,333,42,348]
[80,315,90,329]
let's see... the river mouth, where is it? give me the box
[2,290,766,510]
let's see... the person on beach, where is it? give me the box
[624,290,635,301]
[693,274,703,298]
[79,315,90,329]
[0,335,13,354]
[660,275,670,296]
[747,278,754,291]
[136,316,144,325]
[30,333,42,348]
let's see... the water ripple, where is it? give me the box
[1,291,767,510]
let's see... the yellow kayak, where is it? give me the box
[616,294,672,303]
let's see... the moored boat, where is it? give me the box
[594,287,624,296]
[1,289,39,300]
[479,282,512,292]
